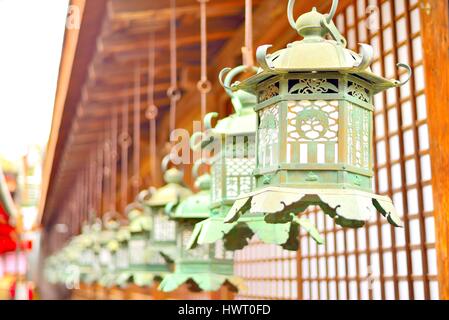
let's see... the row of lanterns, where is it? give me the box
[44,0,410,295]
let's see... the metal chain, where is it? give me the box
[96,138,104,221]
[242,0,254,67]
[110,109,118,212]
[197,0,211,124]
[168,0,181,138]
[146,30,159,181]
[133,66,141,194]
[103,129,110,219]
[120,100,130,212]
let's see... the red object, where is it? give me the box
[0,203,17,254]
[9,281,34,300]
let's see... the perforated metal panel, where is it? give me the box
[234,0,438,300]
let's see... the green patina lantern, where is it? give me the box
[141,155,192,256]
[225,0,410,238]
[188,65,323,251]
[159,161,244,293]
[77,221,103,285]
[113,225,131,287]
[97,215,121,288]
[115,201,161,287]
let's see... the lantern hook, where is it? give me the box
[393,63,412,86]
[192,158,210,179]
[256,45,275,72]
[190,113,218,151]
[161,153,176,173]
[287,0,339,29]
[136,187,155,203]
[353,43,374,70]
[219,65,258,97]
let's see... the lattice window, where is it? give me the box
[179,226,210,260]
[116,246,129,269]
[347,102,371,169]
[99,248,112,267]
[153,212,176,242]
[222,134,256,199]
[234,238,298,300]
[298,0,438,300]
[286,100,339,164]
[258,104,279,168]
[214,239,234,260]
[211,155,223,203]
[129,237,147,265]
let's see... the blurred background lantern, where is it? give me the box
[97,213,121,289]
[159,160,244,293]
[188,65,323,252]
[113,225,130,288]
[115,201,156,287]
[134,155,192,287]
[225,0,411,239]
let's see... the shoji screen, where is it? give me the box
[298,0,437,300]
[234,239,299,300]
[234,0,438,300]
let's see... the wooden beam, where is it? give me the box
[109,0,260,22]
[38,0,87,224]
[99,30,233,55]
[419,0,449,300]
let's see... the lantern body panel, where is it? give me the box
[254,73,374,192]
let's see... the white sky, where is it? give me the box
[0,0,69,163]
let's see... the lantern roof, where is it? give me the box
[116,226,130,242]
[210,107,257,136]
[231,0,411,94]
[207,65,258,136]
[169,174,212,220]
[143,168,192,208]
[125,202,152,233]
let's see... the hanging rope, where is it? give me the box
[146,30,159,181]
[120,99,131,212]
[133,66,141,195]
[197,0,211,124]
[242,0,254,67]
[167,0,181,139]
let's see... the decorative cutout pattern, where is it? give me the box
[225,158,256,198]
[347,82,370,102]
[347,103,370,169]
[259,83,279,102]
[116,247,129,269]
[153,213,176,242]
[258,104,280,168]
[211,157,223,203]
[179,227,209,260]
[289,78,339,95]
[129,238,147,265]
[214,239,234,260]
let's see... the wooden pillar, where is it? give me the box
[419,0,449,300]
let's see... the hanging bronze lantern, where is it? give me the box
[224,0,410,238]
[188,65,323,251]
[113,226,131,288]
[97,215,121,288]
[134,155,193,286]
[159,161,244,293]
[115,201,161,287]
